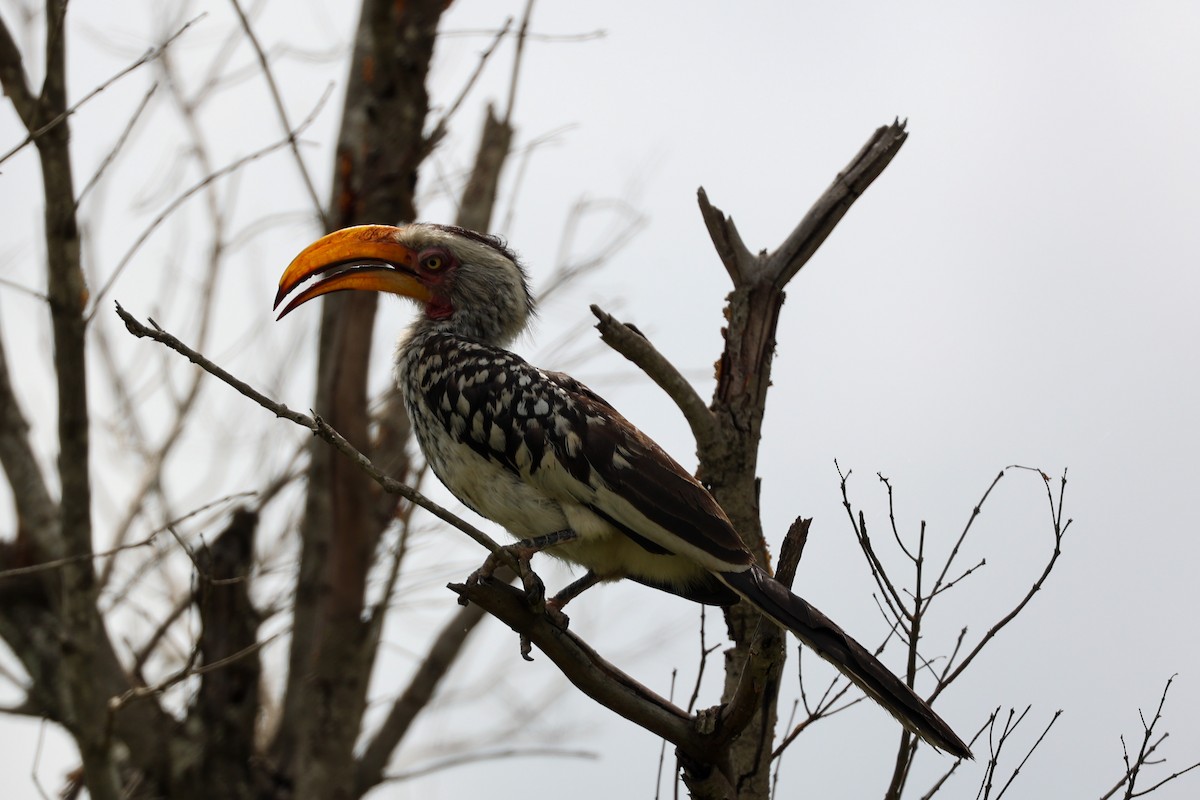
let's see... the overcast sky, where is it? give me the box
[2,1,1199,798]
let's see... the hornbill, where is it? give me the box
[275,223,972,759]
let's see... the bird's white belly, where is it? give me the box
[420,426,707,587]
[439,447,568,537]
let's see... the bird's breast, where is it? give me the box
[398,335,565,533]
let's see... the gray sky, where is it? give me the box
[1,1,1198,797]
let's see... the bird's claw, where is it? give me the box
[516,584,570,662]
[468,541,536,587]
[468,541,570,663]
[520,565,546,607]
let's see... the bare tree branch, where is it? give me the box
[74,82,158,208]
[1096,675,1200,800]
[354,600,494,796]
[590,303,718,454]
[696,188,756,285]
[450,579,699,751]
[930,470,1007,598]
[768,119,908,287]
[86,84,332,321]
[933,469,1071,698]
[228,0,328,229]
[114,303,510,561]
[502,0,534,124]
[0,8,38,126]
[427,17,512,146]
[0,15,201,167]
[995,709,1062,799]
[0,309,58,557]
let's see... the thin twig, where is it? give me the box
[503,0,534,124]
[108,631,281,714]
[114,304,512,563]
[995,710,1062,799]
[87,84,333,322]
[590,304,718,453]
[930,470,1007,597]
[0,274,47,302]
[30,717,50,800]
[1097,674,1200,800]
[130,593,194,676]
[0,16,201,166]
[933,469,1070,699]
[541,197,646,302]
[928,558,986,600]
[770,700,799,799]
[426,17,512,146]
[75,83,158,208]
[878,473,918,563]
[0,535,154,580]
[1129,761,1200,798]
[498,124,576,234]
[685,607,719,715]
[441,26,605,43]
[228,0,328,228]
[655,668,676,800]
[838,465,909,625]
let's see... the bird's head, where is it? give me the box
[274,223,534,345]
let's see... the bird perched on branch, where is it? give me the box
[275,223,972,759]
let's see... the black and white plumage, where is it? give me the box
[275,222,972,759]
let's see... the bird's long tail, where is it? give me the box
[719,565,972,759]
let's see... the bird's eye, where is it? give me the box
[421,253,445,271]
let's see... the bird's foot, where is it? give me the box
[469,529,576,587]
[518,561,547,610]
[467,541,538,587]
[467,532,581,656]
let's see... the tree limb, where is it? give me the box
[227,0,327,229]
[696,188,756,285]
[0,12,38,127]
[0,309,58,558]
[767,119,908,287]
[590,303,719,455]
[354,600,493,796]
[449,579,700,752]
[0,15,199,167]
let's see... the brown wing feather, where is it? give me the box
[543,370,752,567]
[412,336,751,568]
